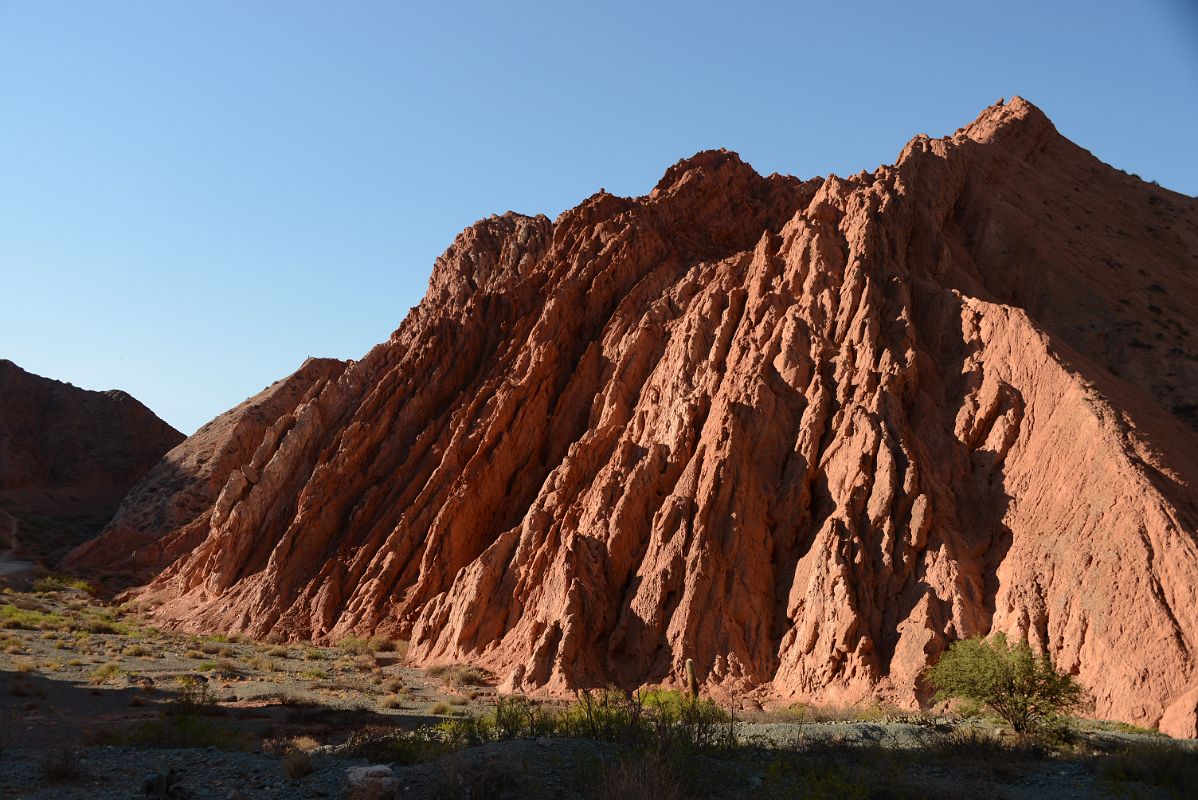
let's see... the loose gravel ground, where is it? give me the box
[1,588,1193,799]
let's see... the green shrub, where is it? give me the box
[341,725,450,764]
[927,632,1085,733]
[437,712,494,748]
[1,604,66,630]
[492,695,558,739]
[172,675,215,710]
[338,636,373,655]
[88,663,123,685]
[73,609,135,635]
[31,575,95,594]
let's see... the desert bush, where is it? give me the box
[492,695,556,739]
[1096,742,1198,793]
[247,656,279,672]
[108,715,251,749]
[88,662,123,685]
[429,755,527,800]
[438,712,494,748]
[341,725,451,764]
[590,752,684,800]
[558,688,644,742]
[927,633,1085,733]
[266,645,290,658]
[428,664,492,688]
[72,609,134,635]
[31,574,95,594]
[1,604,66,630]
[281,748,314,780]
[215,657,241,673]
[39,748,85,783]
[338,636,373,654]
[379,693,405,709]
[172,675,215,709]
[641,689,735,754]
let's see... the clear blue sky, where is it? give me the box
[1,1,1195,434]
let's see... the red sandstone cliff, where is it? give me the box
[0,360,183,564]
[63,357,346,580]
[76,98,1198,735]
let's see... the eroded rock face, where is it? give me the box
[116,98,1198,734]
[0,360,183,563]
[64,357,346,580]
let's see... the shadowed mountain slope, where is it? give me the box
[0,360,183,564]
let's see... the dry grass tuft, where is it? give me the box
[281,748,314,780]
[39,748,85,783]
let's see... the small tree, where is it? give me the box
[927,632,1085,733]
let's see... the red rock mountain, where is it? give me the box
[63,358,346,580]
[73,98,1198,735]
[0,359,183,564]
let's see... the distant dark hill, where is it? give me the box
[0,359,183,564]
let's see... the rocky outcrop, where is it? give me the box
[64,358,346,580]
[0,360,183,564]
[115,98,1198,734]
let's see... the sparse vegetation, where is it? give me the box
[0,585,1187,799]
[38,747,85,783]
[281,748,314,779]
[31,574,95,595]
[88,662,123,685]
[1096,741,1198,793]
[428,663,492,688]
[1,604,66,630]
[173,675,215,709]
[379,693,406,709]
[98,715,252,750]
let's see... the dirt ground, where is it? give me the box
[0,587,1193,799]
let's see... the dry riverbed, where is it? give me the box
[0,586,1194,799]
